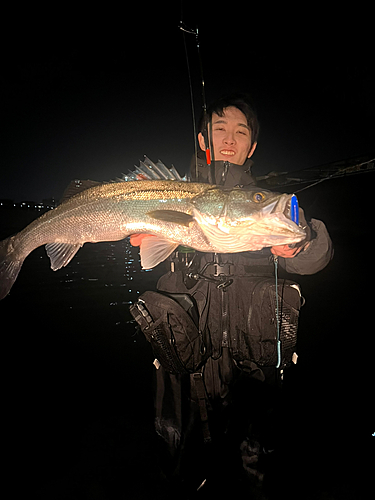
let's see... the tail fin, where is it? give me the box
[0,236,24,300]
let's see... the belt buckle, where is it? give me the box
[213,263,232,277]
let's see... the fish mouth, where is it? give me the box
[224,193,306,242]
[193,192,306,252]
[259,193,300,226]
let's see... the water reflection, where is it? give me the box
[1,212,162,495]
[0,206,164,333]
[46,238,165,331]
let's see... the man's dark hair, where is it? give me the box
[198,93,260,146]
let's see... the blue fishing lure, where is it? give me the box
[290,195,299,225]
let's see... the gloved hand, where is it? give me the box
[129,234,155,246]
[270,242,309,258]
[271,208,312,258]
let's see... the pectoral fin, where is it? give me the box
[139,236,178,269]
[146,210,194,227]
[45,242,82,271]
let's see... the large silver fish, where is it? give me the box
[0,166,305,300]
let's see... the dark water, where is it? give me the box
[1,211,166,498]
[1,175,373,499]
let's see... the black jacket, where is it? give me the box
[156,152,333,399]
[159,150,333,280]
[190,149,256,187]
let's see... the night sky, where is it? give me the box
[1,6,374,203]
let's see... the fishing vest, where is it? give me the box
[130,266,302,373]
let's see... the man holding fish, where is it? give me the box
[0,92,333,496]
[132,94,333,496]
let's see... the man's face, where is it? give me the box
[198,106,257,165]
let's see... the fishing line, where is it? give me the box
[276,158,375,194]
[293,171,348,193]
[273,255,282,370]
[180,22,198,179]
[179,20,213,182]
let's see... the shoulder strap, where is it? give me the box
[192,371,211,444]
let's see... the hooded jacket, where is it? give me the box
[159,150,333,277]
[154,152,334,442]
[190,149,256,187]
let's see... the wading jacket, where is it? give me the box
[156,151,333,399]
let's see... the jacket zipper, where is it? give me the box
[221,161,230,185]
[221,288,229,348]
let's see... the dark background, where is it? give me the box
[2,175,373,499]
[1,3,374,498]
[1,4,374,202]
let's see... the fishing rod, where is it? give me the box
[293,157,375,193]
[179,21,214,184]
[257,157,375,193]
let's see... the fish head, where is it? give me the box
[192,187,306,251]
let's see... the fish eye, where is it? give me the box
[253,192,265,203]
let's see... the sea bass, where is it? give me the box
[0,179,305,300]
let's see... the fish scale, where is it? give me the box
[0,172,305,300]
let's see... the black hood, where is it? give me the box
[189,150,256,188]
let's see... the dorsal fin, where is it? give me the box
[122,156,188,182]
[60,179,102,203]
[60,158,188,203]
[143,157,175,180]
